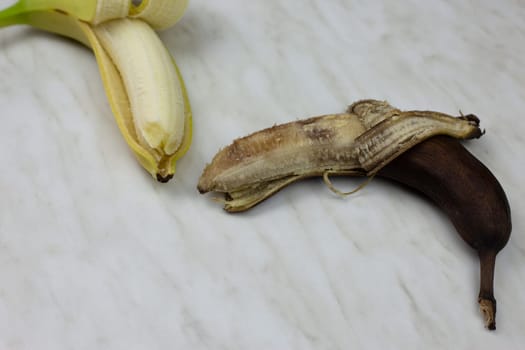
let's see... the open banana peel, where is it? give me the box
[0,0,192,182]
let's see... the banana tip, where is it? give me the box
[459,113,480,125]
[479,298,496,331]
[197,183,209,194]
[156,173,174,183]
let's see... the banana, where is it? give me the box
[0,0,191,182]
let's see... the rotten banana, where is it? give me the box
[198,99,511,330]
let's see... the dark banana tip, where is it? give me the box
[471,127,484,139]
[459,113,483,139]
[156,173,174,183]
[197,177,212,194]
[459,113,480,125]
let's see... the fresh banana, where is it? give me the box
[0,0,192,182]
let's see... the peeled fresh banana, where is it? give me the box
[0,0,192,182]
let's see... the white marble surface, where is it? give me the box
[1,0,525,348]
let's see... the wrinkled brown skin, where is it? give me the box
[378,135,511,330]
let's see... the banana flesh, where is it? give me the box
[198,100,482,212]
[0,0,191,182]
[93,19,185,156]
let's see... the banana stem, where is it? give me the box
[478,250,497,330]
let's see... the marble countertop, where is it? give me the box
[1,0,525,348]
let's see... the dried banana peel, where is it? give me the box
[198,100,482,211]
[0,0,191,181]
